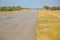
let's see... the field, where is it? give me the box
[0,9,31,14]
[36,10,60,40]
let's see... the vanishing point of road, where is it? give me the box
[0,10,37,40]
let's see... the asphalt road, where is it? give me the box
[0,10,37,40]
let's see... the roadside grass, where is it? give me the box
[36,10,60,40]
[0,9,31,14]
[38,19,58,23]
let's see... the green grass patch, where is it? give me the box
[38,19,57,23]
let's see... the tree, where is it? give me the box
[0,6,23,11]
[43,6,49,9]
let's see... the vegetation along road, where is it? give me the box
[0,10,37,40]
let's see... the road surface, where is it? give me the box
[0,10,37,40]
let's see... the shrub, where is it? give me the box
[0,6,23,11]
[43,6,60,10]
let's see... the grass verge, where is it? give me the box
[0,9,31,14]
[36,10,60,40]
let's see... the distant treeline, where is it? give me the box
[0,6,28,11]
[43,6,60,10]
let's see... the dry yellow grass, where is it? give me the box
[36,10,60,40]
[0,9,31,14]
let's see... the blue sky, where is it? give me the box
[0,0,60,8]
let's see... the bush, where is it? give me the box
[43,6,60,10]
[43,6,49,10]
[0,6,23,11]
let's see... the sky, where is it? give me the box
[0,0,60,8]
